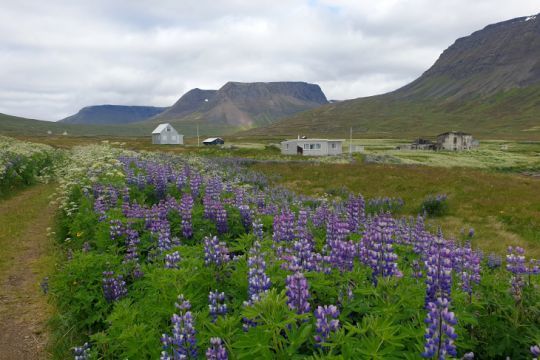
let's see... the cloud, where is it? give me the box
[0,0,538,120]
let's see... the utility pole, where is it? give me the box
[349,127,353,158]
[197,124,200,147]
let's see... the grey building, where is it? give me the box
[151,123,183,145]
[436,132,478,151]
[280,138,344,156]
[202,137,225,145]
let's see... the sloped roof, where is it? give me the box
[203,137,223,143]
[152,123,172,134]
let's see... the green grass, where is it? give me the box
[250,161,540,257]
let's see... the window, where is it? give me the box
[453,137,457,144]
[286,144,289,149]
[304,143,309,150]
[331,143,336,149]
[167,127,171,132]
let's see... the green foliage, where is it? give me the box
[420,194,449,217]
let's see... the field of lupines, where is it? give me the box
[48,144,540,359]
[0,135,62,197]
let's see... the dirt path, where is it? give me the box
[0,184,57,360]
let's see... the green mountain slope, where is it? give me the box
[239,14,540,140]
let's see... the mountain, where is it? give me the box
[152,81,328,129]
[240,14,540,140]
[60,105,167,125]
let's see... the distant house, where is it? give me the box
[151,123,183,145]
[412,138,436,150]
[436,131,478,151]
[280,138,344,156]
[202,137,224,145]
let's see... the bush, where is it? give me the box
[420,193,449,217]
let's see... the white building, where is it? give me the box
[151,123,183,145]
[280,138,344,156]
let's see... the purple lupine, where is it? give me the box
[109,219,124,240]
[82,242,91,253]
[102,270,127,302]
[180,193,194,239]
[247,240,271,301]
[204,236,230,267]
[346,194,364,233]
[531,345,540,360]
[425,237,453,306]
[312,203,329,228]
[208,290,227,322]
[486,253,502,269]
[421,297,458,359]
[314,305,340,344]
[366,213,401,283]
[325,214,355,272]
[157,221,173,253]
[273,209,296,244]
[132,263,144,279]
[72,342,91,360]
[215,203,228,234]
[239,205,252,231]
[455,243,481,299]
[506,246,526,301]
[206,337,228,360]
[412,260,423,279]
[165,251,181,269]
[285,272,310,314]
[161,294,197,360]
[124,229,140,263]
[252,219,263,241]
[190,173,203,197]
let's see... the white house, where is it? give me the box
[151,123,183,145]
[280,138,344,156]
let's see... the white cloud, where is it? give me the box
[0,0,538,120]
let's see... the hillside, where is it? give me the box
[151,81,328,129]
[240,14,540,140]
[60,105,167,125]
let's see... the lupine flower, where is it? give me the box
[72,342,91,360]
[455,243,481,298]
[506,246,526,301]
[252,219,263,241]
[161,295,197,360]
[238,205,252,231]
[273,210,296,245]
[412,260,423,279]
[247,240,271,301]
[124,229,140,263]
[109,219,124,240]
[422,297,458,359]
[204,236,230,267]
[325,214,355,272]
[425,237,453,306]
[285,272,310,314]
[314,305,340,344]
[208,290,227,322]
[206,337,228,360]
[365,213,401,283]
[486,253,502,269]
[82,242,91,253]
[102,270,127,302]
[214,202,228,234]
[165,251,181,269]
[132,263,144,279]
[180,193,194,239]
[531,344,540,360]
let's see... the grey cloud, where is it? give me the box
[0,0,538,120]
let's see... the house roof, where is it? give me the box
[437,131,471,137]
[152,123,172,134]
[281,139,345,143]
[203,137,223,143]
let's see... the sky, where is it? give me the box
[0,1,538,121]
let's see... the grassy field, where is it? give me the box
[250,161,540,257]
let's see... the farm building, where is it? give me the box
[280,138,344,156]
[203,137,225,145]
[436,131,478,151]
[151,123,183,145]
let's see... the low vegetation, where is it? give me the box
[44,144,539,359]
